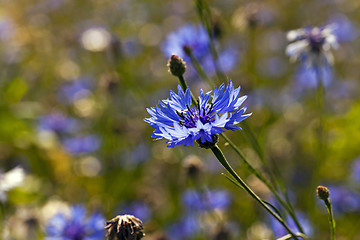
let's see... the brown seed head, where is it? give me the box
[183,155,204,181]
[105,215,145,240]
[317,185,330,201]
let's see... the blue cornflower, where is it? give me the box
[58,78,92,104]
[162,25,209,61]
[351,157,360,183]
[144,80,251,148]
[326,186,360,214]
[182,189,231,212]
[45,205,105,240]
[63,135,100,155]
[120,201,152,222]
[162,25,238,77]
[286,25,338,67]
[294,64,333,91]
[38,113,78,134]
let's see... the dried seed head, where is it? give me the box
[317,185,330,201]
[183,155,204,181]
[105,215,145,240]
[167,54,186,77]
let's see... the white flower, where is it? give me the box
[286,25,338,66]
[0,167,25,201]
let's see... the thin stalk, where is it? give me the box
[324,198,336,240]
[186,50,214,88]
[220,133,304,233]
[194,0,226,83]
[277,233,308,240]
[178,75,197,105]
[240,121,264,163]
[210,145,301,239]
[315,65,326,163]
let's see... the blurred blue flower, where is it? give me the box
[328,14,359,43]
[162,25,209,61]
[162,25,238,76]
[202,47,239,76]
[270,212,312,239]
[38,113,78,134]
[182,189,231,211]
[286,25,338,66]
[351,157,360,183]
[122,143,150,168]
[144,80,251,147]
[327,186,360,214]
[120,201,151,223]
[167,214,200,240]
[45,205,105,240]
[294,64,333,91]
[58,78,93,104]
[63,135,100,155]
[0,17,14,42]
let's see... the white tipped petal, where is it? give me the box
[286,40,309,57]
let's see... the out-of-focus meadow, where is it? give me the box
[1,0,360,239]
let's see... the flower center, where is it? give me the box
[176,101,214,128]
[308,28,326,53]
[64,223,86,240]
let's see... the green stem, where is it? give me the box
[194,0,226,84]
[210,145,301,239]
[315,65,326,163]
[220,133,304,233]
[178,75,197,105]
[324,199,336,240]
[186,50,214,88]
[277,233,308,240]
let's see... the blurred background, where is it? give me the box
[0,0,360,239]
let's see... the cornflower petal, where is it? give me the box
[145,80,250,147]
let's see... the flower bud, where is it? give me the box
[317,185,330,201]
[167,54,186,77]
[105,215,145,240]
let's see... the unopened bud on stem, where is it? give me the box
[167,54,186,77]
[317,185,330,201]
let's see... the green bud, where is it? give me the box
[317,185,330,201]
[167,54,186,77]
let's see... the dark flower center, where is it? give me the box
[176,101,214,128]
[307,28,326,53]
[64,223,86,240]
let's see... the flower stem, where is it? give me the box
[220,133,305,233]
[210,145,301,239]
[194,0,227,83]
[185,50,214,88]
[315,65,326,160]
[324,198,336,240]
[178,75,197,105]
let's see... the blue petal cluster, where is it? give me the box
[162,25,238,77]
[162,25,209,61]
[182,189,231,211]
[45,205,105,240]
[145,80,251,147]
[62,135,101,155]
